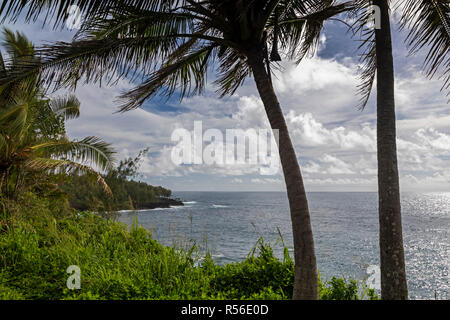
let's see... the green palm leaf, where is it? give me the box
[277,1,353,63]
[119,43,216,111]
[25,157,112,195]
[0,101,28,138]
[399,0,450,94]
[49,94,81,120]
[0,24,116,197]
[0,0,183,27]
[345,0,379,110]
[31,136,116,172]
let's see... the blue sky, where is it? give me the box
[3,6,450,192]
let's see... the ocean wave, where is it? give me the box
[150,207,171,211]
[151,206,184,211]
[170,205,186,210]
[183,201,197,205]
[212,204,229,208]
[117,209,152,213]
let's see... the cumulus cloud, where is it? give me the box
[251,178,283,185]
[10,19,447,192]
[59,53,449,192]
[286,112,376,152]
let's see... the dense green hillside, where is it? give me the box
[60,150,175,213]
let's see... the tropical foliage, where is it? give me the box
[0,28,115,199]
[349,0,449,108]
[61,150,172,213]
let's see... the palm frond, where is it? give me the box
[277,1,353,63]
[0,51,6,78]
[0,27,41,104]
[399,0,450,94]
[25,157,112,195]
[0,35,181,91]
[0,31,230,94]
[356,33,376,110]
[0,101,28,137]
[49,94,81,120]
[118,43,216,111]
[1,27,34,65]
[347,0,379,110]
[76,5,195,41]
[214,47,251,97]
[0,133,7,156]
[0,0,354,109]
[0,0,185,28]
[30,136,116,172]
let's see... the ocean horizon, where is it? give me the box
[118,191,450,300]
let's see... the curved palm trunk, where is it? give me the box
[374,0,408,300]
[247,52,318,300]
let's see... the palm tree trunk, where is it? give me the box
[247,51,318,300]
[13,167,22,198]
[0,170,5,194]
[4,167,11,198]
[374,0,408,300]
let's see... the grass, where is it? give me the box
[0,192,378,300]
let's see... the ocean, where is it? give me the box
[118,192,450,300]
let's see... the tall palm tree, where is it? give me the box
[373,0,408,300]
[0,0,352,299]
[351,0,449,299]
[0,28,115,198]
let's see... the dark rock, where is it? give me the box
[133,197,184,210]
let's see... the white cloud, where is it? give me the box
[415,128,450,152]
[251,178,283,185]
[11,22,444,192]
[321,154,356,175]
[286,112,376,152]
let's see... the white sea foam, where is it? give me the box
[212,204,229,208]
[117,209,151,213]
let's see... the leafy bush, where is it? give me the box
[319,277,379,300]
[207,241,293,299]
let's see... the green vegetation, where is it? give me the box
[0,29,115,200]
[0,29,171,214]
[60,149,172,213]
[0,193,378,300]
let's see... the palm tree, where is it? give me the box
[372,0,408,300]
[0,28,115,198]
[350,0,449,299]
[0,0,352,299]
